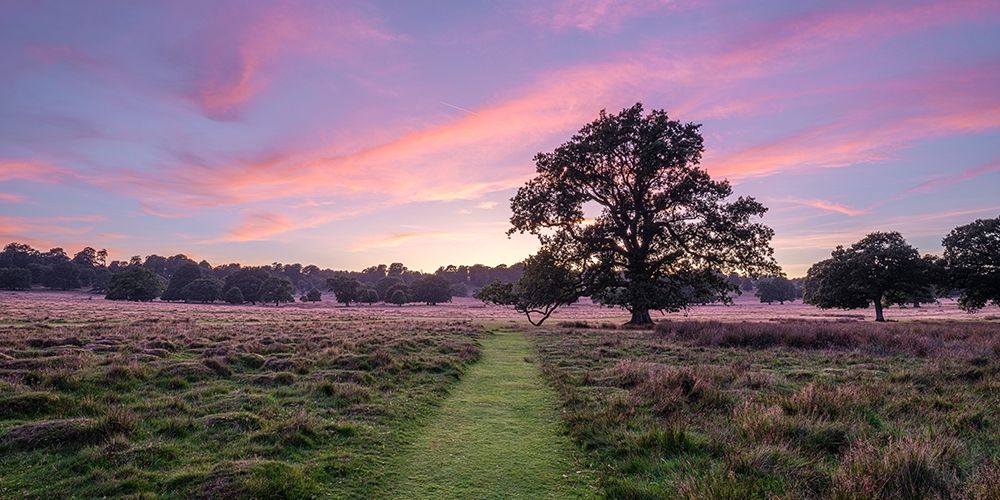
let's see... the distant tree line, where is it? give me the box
[0,243,525,307]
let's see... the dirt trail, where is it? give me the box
[390,329,593,499]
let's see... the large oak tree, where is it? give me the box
[508,103,778,325]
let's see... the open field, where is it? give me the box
[3,290,996,324]
[1,291,998,498]
[533,320,1000,498]
[0,296,482,498]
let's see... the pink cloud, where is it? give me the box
[0,159,69,183]
[900,160,1000,196]
[530,0,678,31]
[0,192,25,203]
[783,198,867,217]
[187,3,403,120]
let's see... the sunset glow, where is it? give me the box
[2,0,999,275]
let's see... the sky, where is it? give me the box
[1,0,999,276]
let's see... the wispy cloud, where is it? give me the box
[781,197,867,217]
[529,0,678,32]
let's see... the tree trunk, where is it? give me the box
[628,309,653,326]
[874,299,885,322]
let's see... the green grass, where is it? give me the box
[391,329,595,499]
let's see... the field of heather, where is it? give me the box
[1,292,998,498]
[0,296,483,498]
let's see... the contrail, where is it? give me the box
[440,101,479,115]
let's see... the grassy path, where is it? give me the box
[390,329,593,499]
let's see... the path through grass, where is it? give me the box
[391,329,593,499]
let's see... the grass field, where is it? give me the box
[532,320,1000,498]
[1,291,998,498]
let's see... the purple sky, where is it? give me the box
[1,0,999,275]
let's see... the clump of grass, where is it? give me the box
[198,460,318,498]
[199,411,261,432]
[832,437,960,499]
[782,382,862,419]
[0,391,74,418]
[317,380,371,406]
[3,407,135,450]
[201,357,231,377]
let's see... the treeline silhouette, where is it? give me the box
[0,243,524,305]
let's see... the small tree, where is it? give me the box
[106,266,164,301]
[301,289,321,302]
[361,288,379,305]
[162,262,202,301]
[755,277,797,304]
[0,268,32,290]
[413,275,452,305]
[942,216,1000,311]
[258,277,294,306]
[804,232,926,321]
[327,276,362,306]
[388,289,408,306]
[182,278,223,303]
[224,286,245,304]
[475,250,583,325]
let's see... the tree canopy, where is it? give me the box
[943,216,1000,311]
[105,266,164,302]
[258,277,294,306]
[804,232,926,321]
[162,262,202,301]
[413,275,452,305]
[506,103,778,325]
[327,276,362,306]
[755,277,797,304]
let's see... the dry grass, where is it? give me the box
[532,319,1000,498]
[0,295,483,498]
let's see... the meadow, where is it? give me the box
[1,291,998,498]
[0,293,482,498]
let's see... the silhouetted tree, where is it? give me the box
[300,289,322,302]
[258,277,294,306]
[182,278,223,303]
[943,216,1000,311]
[476,250,582,325]
[0,243,39,269]
[106,266,163,301]
[0,268,32,290]
[162,262,202,301]
[508,103,778,325]
[388,289,408,306]
[755,277,797,304]
[804,232,925,322]
[224,268,269,304]
[327,276,362,306]
[224,286,244,304]
[42,261,80,290]
[361,288,379,305]
[413,275,452,305]
[376,276,405,301]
